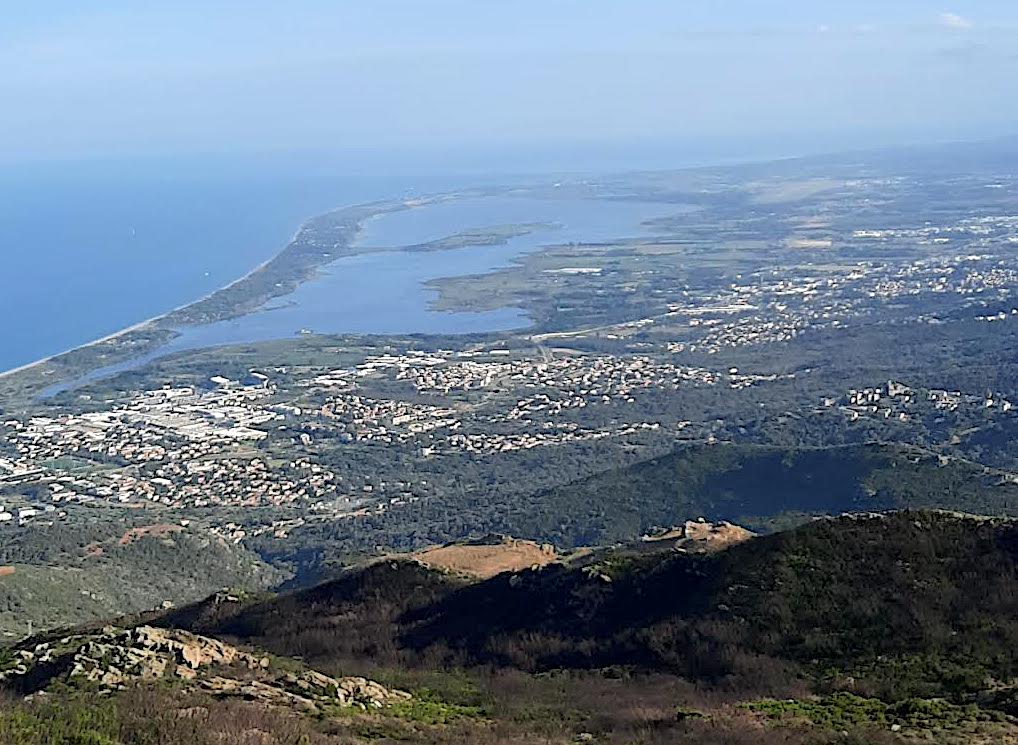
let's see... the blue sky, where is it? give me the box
[2,2,1017,162]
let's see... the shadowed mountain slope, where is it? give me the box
[165,511,1018,701]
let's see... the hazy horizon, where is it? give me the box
[4,1,1017,165]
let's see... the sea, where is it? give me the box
[1,152,481,373]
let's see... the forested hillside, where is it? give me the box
[0,521,284,638]
[180,512,1018,701]
[7,511,1018,744]
[266,444,1018,572]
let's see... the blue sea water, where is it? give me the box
[0,153,471,373]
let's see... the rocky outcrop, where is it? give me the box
[0,625,409,711]
[200,672,409,711]
[679,519,755,549]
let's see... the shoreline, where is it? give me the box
[0,249,289,382]
[0,186,502,388]
[0,254,282,382]
[0,318,162,381]
[0,201,406,382]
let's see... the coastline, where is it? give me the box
[0,187,499,394]
[0,202,398,383]
[0,254,284,382]
[0,318,161,381]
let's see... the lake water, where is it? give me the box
[168,196,681,346]
[35,194,683,396]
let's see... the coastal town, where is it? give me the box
[553,247,1018,357]
[6,325,1018,540]
[7,213,1018,539]
[2,164,1018,557]
[0,349,777,529]
[820,379,1016,425]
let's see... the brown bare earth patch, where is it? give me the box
[413,537,558,579]
[119,523,183,546]
[644,520,755,552]
[0,566,15,577]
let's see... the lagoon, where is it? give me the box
[37,194,683,396]
[169,196,682,348]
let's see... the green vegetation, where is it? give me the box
[746,693,1002,732]
[515,443,1018,546]
[402,222,560,253]
[0,676,932,745]
[0,699,121,745]
[0,522,284,639]
[0,647,15,674]
[384,694,486,725]
[269,442,1018,574]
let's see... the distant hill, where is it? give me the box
[498,443,1018,547]
[411,536,558,579]
[7,443,1016,645]
[257,442,1018,581]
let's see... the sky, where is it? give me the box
[2,2,1018,164]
